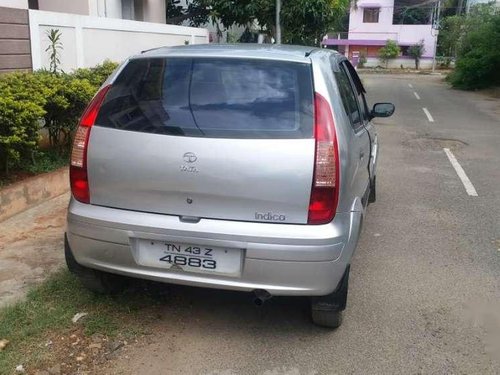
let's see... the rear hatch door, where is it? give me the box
[88,56,315,224]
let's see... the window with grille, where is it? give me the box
[363,8,380,23]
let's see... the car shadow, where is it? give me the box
[123,278,336,336]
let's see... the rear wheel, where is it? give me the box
[65,234,127,294]
[311,265,350,329]
[77,269,126,295]
[311,309,343,328]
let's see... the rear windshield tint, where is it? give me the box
[95,57,314,139]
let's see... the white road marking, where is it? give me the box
[422,107,434,122]
[414,91,421,100]
[408,83,413,88]
[443,148,478,197]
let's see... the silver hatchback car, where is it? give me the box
[65,44,394,328]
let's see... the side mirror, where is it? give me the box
[371,103,395,118]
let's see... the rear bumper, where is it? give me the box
[66,199,362,296]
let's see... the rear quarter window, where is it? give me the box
[96,57,314,139]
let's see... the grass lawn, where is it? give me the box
[0,270,163,374]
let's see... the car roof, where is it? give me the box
[137,43,340,63]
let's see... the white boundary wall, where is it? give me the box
[29,9,209,71]
[363,57,434,69]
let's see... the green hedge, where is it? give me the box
[72,60,118,88]
[0,60,118,176]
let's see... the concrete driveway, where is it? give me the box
[0,193,68,307]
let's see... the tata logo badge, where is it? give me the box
[183,152,197,163]
[180,152,199,173]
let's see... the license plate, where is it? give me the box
[136,240,242,276]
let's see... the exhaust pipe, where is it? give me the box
[253,289,272,306]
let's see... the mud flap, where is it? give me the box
[311,265,350,312]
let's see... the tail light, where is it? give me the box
[308,93,340,224]
[70,85,111,203]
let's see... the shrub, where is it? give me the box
[436,55,453,68]
[72,60,119,89]
[358,53,367,68]
[35,72,95,149]
[0,60,117,177]
[0,73,48,174]
[378,40,400,68]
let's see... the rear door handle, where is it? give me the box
[359,151,365,160]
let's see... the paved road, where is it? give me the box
[104,74,500,375]
[101,75,500,375]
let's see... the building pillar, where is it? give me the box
[142,0,166,23]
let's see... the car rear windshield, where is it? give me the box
[95,57,314,139]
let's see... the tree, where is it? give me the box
[378,40,400,68]
[443,0,466,17]
[437,15,464,59]
[408,40,425,70]
[165,0,350,46]
[393,0,430,25]
[281,0,350,45]
[447,4,500,89]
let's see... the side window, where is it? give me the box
[343,61,371,123]
[335,64,363,132]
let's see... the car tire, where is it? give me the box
[310,265,349,329]
[65,234,127,294]
[368,176,376,204]
[77,268,126,295]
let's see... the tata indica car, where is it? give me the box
[65,44,394,328]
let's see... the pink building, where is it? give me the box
[322,0,437,69]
